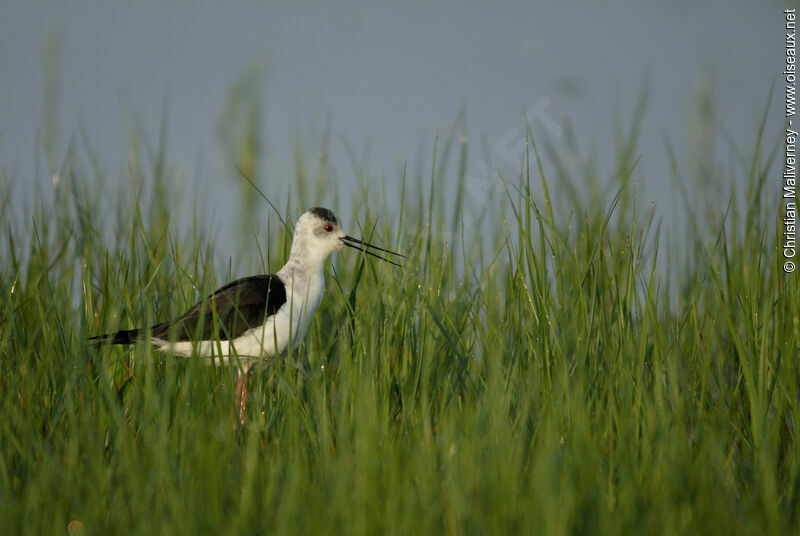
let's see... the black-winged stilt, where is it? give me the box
[89,207,404,423]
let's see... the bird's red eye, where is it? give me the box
[324,224,334,233]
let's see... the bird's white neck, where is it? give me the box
[280,237,328,280]
[277,243,327,345]
[278,257,325,283]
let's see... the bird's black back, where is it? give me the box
[89,274,287,346]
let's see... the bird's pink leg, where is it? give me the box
[235,370,250,425]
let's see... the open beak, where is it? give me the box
[340,235,406,267]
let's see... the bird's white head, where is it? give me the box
[289,207,347,268]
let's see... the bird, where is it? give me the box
[89,207,405,423]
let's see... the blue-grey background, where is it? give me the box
[0,0,787,266]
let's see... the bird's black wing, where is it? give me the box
[89,274,287,346]
[151,274,287,341]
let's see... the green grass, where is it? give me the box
[1,112,798,535]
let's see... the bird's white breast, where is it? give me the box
[281,265,325,348]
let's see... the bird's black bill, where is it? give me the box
[340,235,406,267]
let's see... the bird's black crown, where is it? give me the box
[308,207,338,225]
